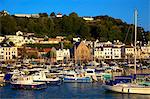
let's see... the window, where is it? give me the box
[0,55,3,59]
[106,56,109,58]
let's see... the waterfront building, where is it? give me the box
[113,40,125,48]
[140,45,150,59]
[48,47,57,63]
[0,42,17,61]
[94,47,104,60]
[94,39,102,48]
[103,46,112,59]
[121,45,134,59]
[26,48,38,59]
[56,49,70,61]
[94,40,123,60]
[94,40,112,48]
[73,37,81,43]
[74,41,91,63]
[112,47,121,59]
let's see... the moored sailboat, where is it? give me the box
[103,9,150,94]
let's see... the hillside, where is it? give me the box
[0,11,149,44]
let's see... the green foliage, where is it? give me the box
[0,12,148,43]
[46,51,56,58]
[63,43,73,49]
[0,15,17,35]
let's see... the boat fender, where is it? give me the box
[122,87,124,92]
[128,89,130,93]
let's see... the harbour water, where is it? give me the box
[0,83,150,99]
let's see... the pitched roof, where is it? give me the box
[43,48,51,53]
[74,42,80,48]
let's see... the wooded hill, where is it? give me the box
[0,12,149,44]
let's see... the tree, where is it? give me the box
[1,15,17,35]
[79,24,91,39]
[46,51,56,58]
[39,13,48,17]
[0,11,147,42]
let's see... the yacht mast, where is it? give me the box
[134,9,138,75]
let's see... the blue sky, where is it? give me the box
[0,0,150,31]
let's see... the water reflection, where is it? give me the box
[0,83,150,99]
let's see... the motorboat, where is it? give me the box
[63,71,92,83]
[32,71,61,85]
[11,75,47,90]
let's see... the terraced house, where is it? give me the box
[0,42,17,61]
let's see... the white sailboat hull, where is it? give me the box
[103,84,150,94]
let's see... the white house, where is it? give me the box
[94,47,104,60]
[83,16,94,21]
[56,13,62,18]
[5,31,26,47]
[140,45,150,59]
[94,40,122,60]
[112,47,121,59]
[141,46,150,54]
[94,39,101,48]
[24,37,36,44]
[121,45,134,59]
[103,46,112,59]
[73,37,81,42]
[56,49,70,61]
[94,40,112,48]
[16,31,23,36]
[113,40,125,48]
[14,14,39,18]
[0,43,17,61]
